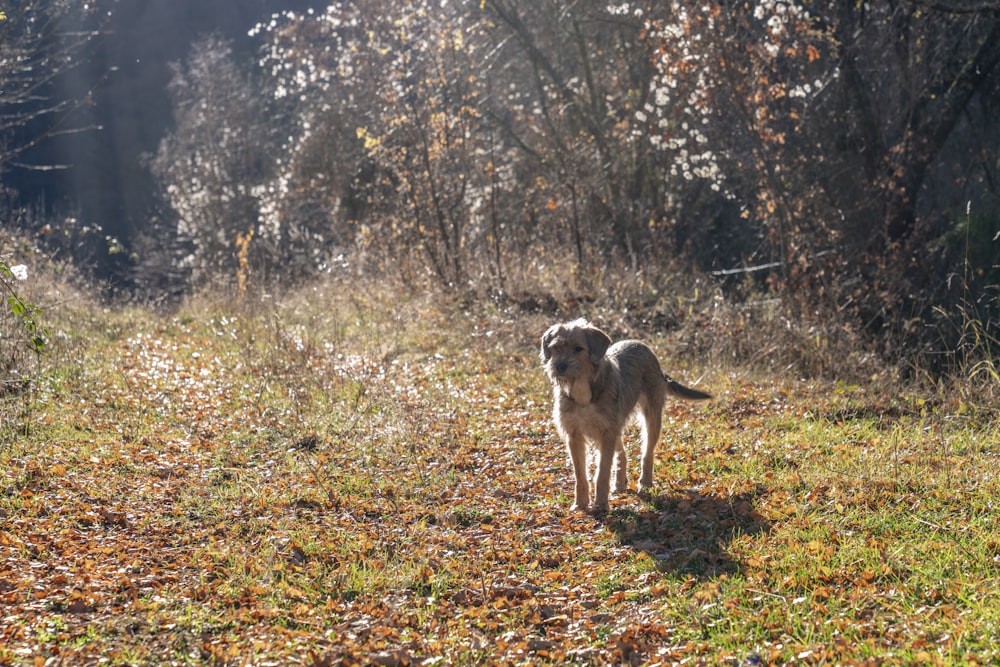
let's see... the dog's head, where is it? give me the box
[540,319,611,384]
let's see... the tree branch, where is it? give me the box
[904,0,1000,14]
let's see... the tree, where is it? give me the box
[251,3,491,287]
[478,0,665,272]
[0,1,103,172]
[645,0,1000,355]
[1,1,103,377]
[251,1,677,288]
[150,35,279,287]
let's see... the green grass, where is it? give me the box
[1,280,998,665]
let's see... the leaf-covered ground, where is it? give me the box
[2,286,999,665]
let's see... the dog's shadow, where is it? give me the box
[602,488,770,577]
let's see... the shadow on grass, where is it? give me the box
[602,488,771,578]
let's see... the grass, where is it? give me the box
[1,277,999,665]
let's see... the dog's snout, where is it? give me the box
[554,360,569,375]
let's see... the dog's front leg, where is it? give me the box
[613,434,628,494]
[567,436,590,512]
[591,437,617,514]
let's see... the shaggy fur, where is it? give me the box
[540,319,712,513]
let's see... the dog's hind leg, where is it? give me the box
[637,408,662,495]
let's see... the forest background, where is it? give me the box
[0,0,996,385]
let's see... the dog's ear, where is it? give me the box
[584,325,611,364]
[540,326,558,362]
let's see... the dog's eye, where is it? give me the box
[574,346,585,353]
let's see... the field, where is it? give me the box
[1,282,999,665]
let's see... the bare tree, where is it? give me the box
[0,1,103,172]
[150,35,277,287]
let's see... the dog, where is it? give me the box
[540,319,711,514]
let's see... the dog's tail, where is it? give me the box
[664,374,713,401]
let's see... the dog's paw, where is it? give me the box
[589,502,609,516]
[637,482,655,498]
[570,502,590,513]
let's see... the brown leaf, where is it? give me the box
[67,598,97,614]
[370,649,413,666]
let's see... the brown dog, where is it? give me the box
[540,319,711,513]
